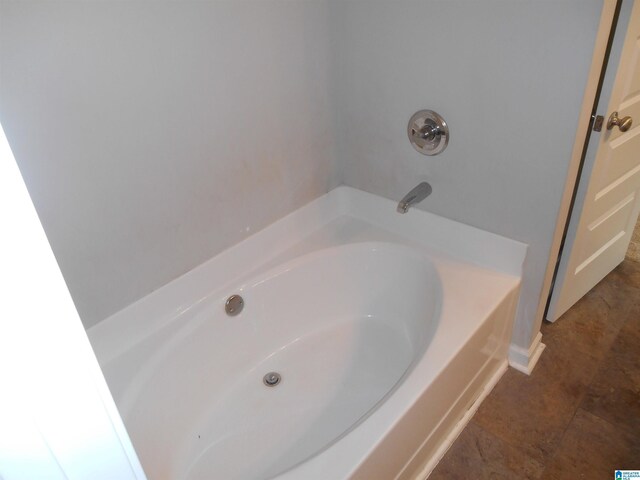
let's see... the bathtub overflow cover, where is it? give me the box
[263,372,281,387]
[225,294,244,316]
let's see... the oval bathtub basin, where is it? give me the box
[111,243,441,480]
[90,186,526,480]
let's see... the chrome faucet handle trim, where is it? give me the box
[408,110,449,156]
[397,182,432,214]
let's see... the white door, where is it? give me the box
[548,0,640,321]
[0,123,147,480]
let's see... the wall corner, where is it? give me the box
[508,332,546,375]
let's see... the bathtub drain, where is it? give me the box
[263,372,281,387]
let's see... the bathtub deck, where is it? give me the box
[88,186,527,480]
[430,258,640,479]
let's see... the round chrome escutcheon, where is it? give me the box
[407,109,449,156]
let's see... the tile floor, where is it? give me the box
[430,252,640,478]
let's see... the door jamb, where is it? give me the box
[533,0,622,331]
[542,0,624,321]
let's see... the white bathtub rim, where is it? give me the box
[87,186,528,480]
[87,187,346,364]
[332,186,528,278]
[88,186,527,364]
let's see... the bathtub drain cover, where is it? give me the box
[263,372,281,387]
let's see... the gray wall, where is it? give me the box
[333,0,602,349]
[0,1,339,328]
[1,1,604,351]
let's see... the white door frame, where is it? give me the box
[0,124,146,480]
[534,0,625,333]
[546,0,639,321]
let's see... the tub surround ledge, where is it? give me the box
[89,186,528,480]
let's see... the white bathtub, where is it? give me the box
[89,186,526,480]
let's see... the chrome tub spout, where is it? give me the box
[397,182,432,214]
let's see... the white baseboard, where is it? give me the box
[508,332,546,375]
[414,360,508,480]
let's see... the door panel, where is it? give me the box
[599,130,640,186]
[579,192,635,266]
[621,38,640,101]
[548,0,640,321]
